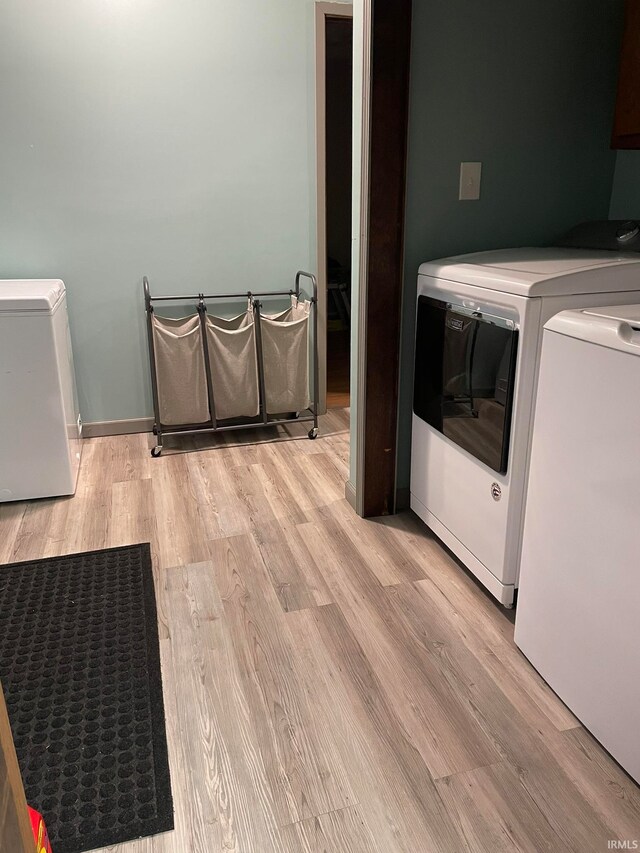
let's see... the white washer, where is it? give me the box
[410,247,640,606]
[0,280,83,502]
[514,305,640,783]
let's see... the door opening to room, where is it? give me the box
[317,4,353,410]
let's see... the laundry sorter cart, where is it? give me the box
[143,271,319,456]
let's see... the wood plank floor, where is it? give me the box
[1,407,639,852]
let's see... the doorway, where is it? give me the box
[317,0,412,517]
[349,0,411,516]
[316,3,353,411]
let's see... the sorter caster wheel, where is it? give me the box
[151,446,163,457]
[308,428,318,440]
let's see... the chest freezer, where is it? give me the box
[0,279,82,502]
[515,305,640,783]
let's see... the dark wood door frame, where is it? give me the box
[360,0,412,516]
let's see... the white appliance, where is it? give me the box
[514,305,640,783]
[410,247,640,606]
[0,279,82,502]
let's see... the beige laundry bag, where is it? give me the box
[260,300,310,414]
[205,311,260,420]
[207,309,253,330]
[151,313,210,425]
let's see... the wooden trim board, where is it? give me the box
[0,679,35,853]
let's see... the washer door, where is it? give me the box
[413,295,518,474]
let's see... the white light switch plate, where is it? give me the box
[459,162,482,200]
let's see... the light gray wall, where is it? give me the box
[610,152,640,217]
[0,0,350,424]
[397,0,624,490]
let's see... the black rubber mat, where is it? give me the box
[0,544,173,853]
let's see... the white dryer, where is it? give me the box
[0,280,83,502]
[410,246,640,606]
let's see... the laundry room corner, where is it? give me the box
[3,1,640,850]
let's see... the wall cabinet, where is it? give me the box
[613,0,640,148]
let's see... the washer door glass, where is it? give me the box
[413,295,518,474]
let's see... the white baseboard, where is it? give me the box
[82,417,154,438]
[344,479,358,512]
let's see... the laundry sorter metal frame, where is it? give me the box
[143,271,319,457]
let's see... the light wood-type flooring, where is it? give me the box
[1,408,639,852]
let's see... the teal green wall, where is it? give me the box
[397,0,624,490]
[0,0,349,424]
[610,152,640,217]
